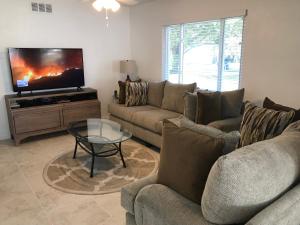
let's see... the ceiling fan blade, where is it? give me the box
[118,0,152,6]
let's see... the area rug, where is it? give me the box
[43,140,159,195]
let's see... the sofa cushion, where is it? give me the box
[147,81,166,107]
[169,116,240,155]
[162,81,196,114]
[110,115,162,148]
[108,103,157,122]
[221,88,244,119]
[125,82,149,107]
[246,183,300,225]
[196,91,221,125]
[183,92,198,122]
[157,121,224,204]
[284,119,300,133]
[208,116,242,133]
[131,109,181,134]
[201,121,300,224]
[263,97,300,122]
[239,102,295,147]
[134,184,215,225]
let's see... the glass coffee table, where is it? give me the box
[68,119,132,177]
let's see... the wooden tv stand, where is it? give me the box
[5,88,101,145]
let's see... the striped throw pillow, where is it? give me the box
[238,102,295,147]
[125,82,149,107]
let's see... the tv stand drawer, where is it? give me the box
[63,100,101,126]
[13,107,62,134]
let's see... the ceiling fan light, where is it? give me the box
[92,0,103,11]
[102,0,112,9]
[111,0,120,12]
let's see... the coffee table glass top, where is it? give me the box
[68,119,132,144]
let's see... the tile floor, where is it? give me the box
[0,133,133,225]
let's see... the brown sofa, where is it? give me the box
[108,81,242,148]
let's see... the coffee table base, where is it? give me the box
[73,138,127,178]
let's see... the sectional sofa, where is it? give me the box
[108,81,242,148]
[121,120,300,225]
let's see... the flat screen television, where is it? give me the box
[8,48,85,93]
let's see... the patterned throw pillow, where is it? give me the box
[125,82,149,107]
[118,78,142,104]
[238,102,295,147]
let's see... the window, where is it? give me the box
[164,17,244,91]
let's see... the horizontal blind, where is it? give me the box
[164,25,181,83]
[220,17,244,91]
[164,15,245,91]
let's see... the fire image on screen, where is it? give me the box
[9,48,85,91]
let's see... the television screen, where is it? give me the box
[8,48,85,92]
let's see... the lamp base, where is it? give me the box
[126,75,131,82]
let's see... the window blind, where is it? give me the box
[164,16,245,91]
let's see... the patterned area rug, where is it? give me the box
[43,140,159,195]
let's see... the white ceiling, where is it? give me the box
[118,0,153,6]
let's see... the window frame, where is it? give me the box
[163,16,245,91]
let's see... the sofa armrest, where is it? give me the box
[121,174,157,215]
[208,116,242,132]
[134,184,215,225]
[246,184,300,225]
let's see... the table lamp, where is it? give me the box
[120,60,137,81]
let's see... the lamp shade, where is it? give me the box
[120,60,137,74]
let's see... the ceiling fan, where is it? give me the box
[82,0,147,7]
[82,0,151,26]
[81,0,122,26]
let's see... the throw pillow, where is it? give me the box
[147,81,166,107]
[238,102,295,147]
[196,91,221,125]
[157,120,224,204]
[183,92,198,122]
[161,81,196,114]
[125,82,149,107]
[168,116,240,155]
[118,80,129,104]
[183,89,212,122]
[221,88,245,119]
[118,78,142,104]
[263,97,300,122]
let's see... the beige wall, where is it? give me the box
[1,0,299,140]
[130,0,300,107]
[0,0,131,140]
